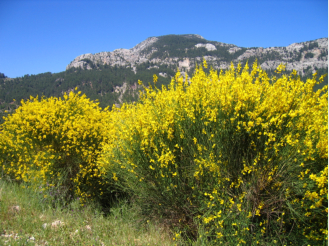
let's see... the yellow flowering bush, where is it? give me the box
[0,60,326,244]
[99,61,327,244]
[0,90,111,203]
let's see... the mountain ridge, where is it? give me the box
[66,34,328,76]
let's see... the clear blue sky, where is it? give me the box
[1,0,328,78]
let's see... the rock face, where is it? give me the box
[66,35,328,76]
[66,37,159,70]
[195,43,217,51]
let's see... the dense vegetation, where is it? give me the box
[0,64,173,105]
[142,34,247,61]
[0,64,176,123]
[1,61,327,245]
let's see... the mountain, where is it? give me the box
[0,34,328,123]
[66,34,328,77]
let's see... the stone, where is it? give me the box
[195,43,217,51]
[51,220,64,228]
[159,72,167,78]
[10,205,20,213]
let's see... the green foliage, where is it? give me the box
[305,52,314,59]
[142,34,244,62]
[0,65,173,123]
[0,72,7,79]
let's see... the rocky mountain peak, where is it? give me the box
[130,37,159,53]
[66,35,328,77]
[66,36,159,70]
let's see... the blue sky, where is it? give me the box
[1,0,328,78]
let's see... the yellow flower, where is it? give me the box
[153,74,158,84]
[203,58,208,68]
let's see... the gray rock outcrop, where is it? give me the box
[195,43,217,51]
[66,37,159,71]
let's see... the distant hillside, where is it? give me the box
[0,34,327,124]
[66,34,328,77]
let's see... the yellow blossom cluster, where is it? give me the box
[99,60,327,244]
[0,89,112,202]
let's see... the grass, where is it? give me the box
[0,178,177,246]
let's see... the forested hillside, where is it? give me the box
[0,64,176,123]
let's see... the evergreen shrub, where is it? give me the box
[99,61,328,244]
[0,89,111,204]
